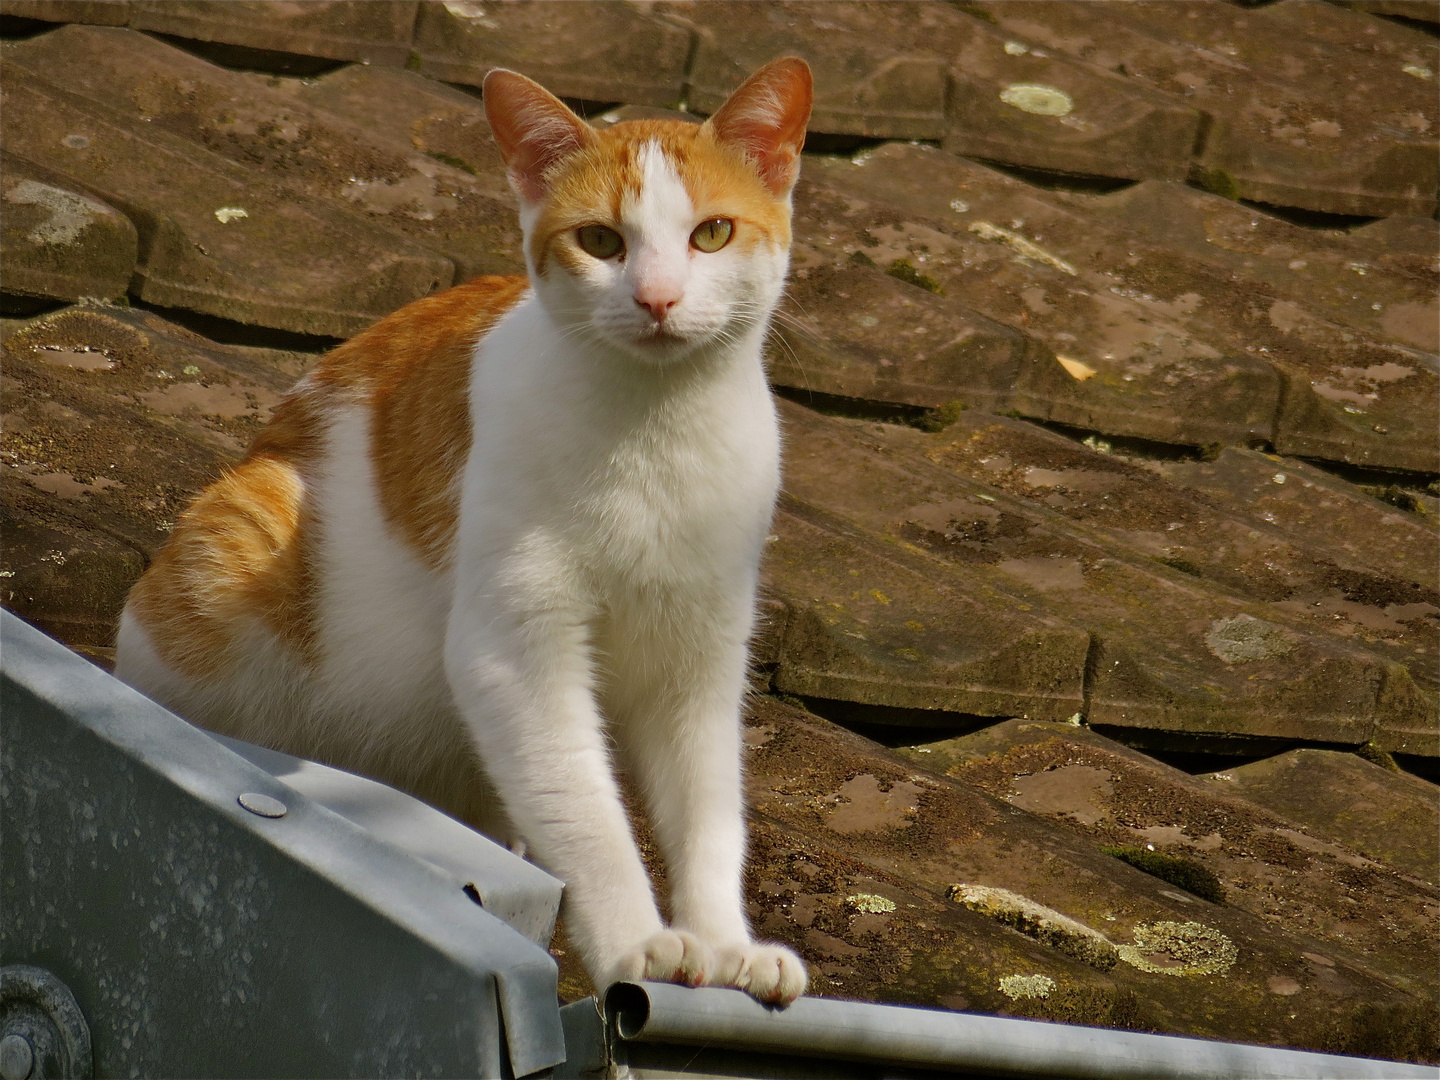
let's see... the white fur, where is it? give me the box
[117,136,805,1002]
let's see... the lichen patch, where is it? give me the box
[1117,921,1237,977]
[998,973,1056,1000]
[1204,614,1296,663]
[948,883,1117,970]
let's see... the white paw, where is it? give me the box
[712,941,808,1005]
[607,929,714,989]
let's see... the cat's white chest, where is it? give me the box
[583,403,778,582]
[465,300,780,590]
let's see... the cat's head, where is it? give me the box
[483,59,812,365]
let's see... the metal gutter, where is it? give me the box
[599,981,1437,1079]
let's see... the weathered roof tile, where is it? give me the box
[2,45,454,336]
[766,491,1090,723]
[1208,748,1438,886]
[747,702,1437,1057]
[925,412,1437,701]
[889,716,1438,1033]
[666,1,948,138]
[973,0,1438,217]
[794,148,1283,449]
[778,401,1436,753]
[0,304,302,655]
[10,26,524,285]
[940,9,1202,182]
[127,0,419,67]
[1,152,138,304]
[283,63,510,198]
[1150,448,1438,593]
[775,257,1037,414]
[0,0,128,25]
[412,0,690,107]
[798,143,1438,471]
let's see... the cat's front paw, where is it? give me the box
[608,929,714,988]
[712,941,808,1005]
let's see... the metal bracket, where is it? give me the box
[0,966,92,1080]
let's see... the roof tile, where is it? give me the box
[1,152,138,304]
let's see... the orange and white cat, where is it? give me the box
[115,59,812,1003]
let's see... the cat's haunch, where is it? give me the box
[117,58,814,1005]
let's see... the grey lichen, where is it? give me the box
[947,883,1117,970]
[1204,614,1295,663]
[7,180,109,245]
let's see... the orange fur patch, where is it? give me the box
[315,275,529,569]
[129,275,528,678]
[532,120,792,277]
[127,404,320,676]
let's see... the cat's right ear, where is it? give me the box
[704,57,813,197]
[483,69,597,205]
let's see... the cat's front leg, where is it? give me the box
[613,624,809,1005]
[444,590,711,991]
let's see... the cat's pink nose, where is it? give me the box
[634,288,681,323]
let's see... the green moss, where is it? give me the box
[1158,556,1203,577]
[848,249,878,269]
[917,400,968,433]
[1194,167,1241,201]
[1101,845,1226,904]
[1198,442,1224,462]
[405,50,423,72]
[951,2,997,22]
[885,258,945,296]
[1360,483,1427,515]
[1355,740,1401,773]
[425,151,479,177]
[1326,1000,1440,1063]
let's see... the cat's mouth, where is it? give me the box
[638,324,689,347]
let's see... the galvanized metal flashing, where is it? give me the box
[601,981,1437,1079]
[214,734,563,948]
[0,611,565,1077]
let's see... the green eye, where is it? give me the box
[577,224,624,259]
[690,217,734,253]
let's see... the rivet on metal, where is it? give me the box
[0,1033,34,1080]
[237,792,287,818]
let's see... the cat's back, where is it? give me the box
[307,274,529,567]
[118,275,529,703]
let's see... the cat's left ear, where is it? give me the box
[483,68,598,204]
[703,57,813,197]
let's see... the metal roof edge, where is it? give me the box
[603,980,1438,1080]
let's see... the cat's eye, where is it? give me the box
[690,218,734,253]
[577,224,624,259]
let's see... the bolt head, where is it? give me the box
[0,1033,34,1080]
[238,792,287,818]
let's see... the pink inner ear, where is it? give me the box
[483,69,596,204]
[706,58,814,196]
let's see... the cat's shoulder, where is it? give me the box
[311,275,530,398]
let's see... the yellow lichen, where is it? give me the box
[999,973,1056,999]
[848,893,897,914]
[1117,920,1237,976]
